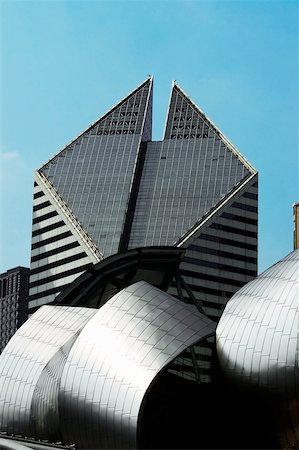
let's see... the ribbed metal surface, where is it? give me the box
[59,281,215,449]
[216,249,299,443]
[0,306,96,441]
[217,249,298,387]
[0,281,215,449]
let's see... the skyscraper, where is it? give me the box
[29,77,258,319]
[0,266,29,353]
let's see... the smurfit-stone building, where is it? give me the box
[29,77,258,322]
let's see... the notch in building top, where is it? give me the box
[38,77,255,174]
[164,81,256,174]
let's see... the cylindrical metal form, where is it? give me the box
[217,249,299,447]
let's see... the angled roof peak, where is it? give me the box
[164,82,256,174]
[39,77,153,171]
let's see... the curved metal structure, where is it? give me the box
[59,281,215,449]
[0,280,215,449]
[0,306,96,441]
[216,249,299,445]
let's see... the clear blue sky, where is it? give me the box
[0,0,298,274]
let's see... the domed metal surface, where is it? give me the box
[216,249,299,444]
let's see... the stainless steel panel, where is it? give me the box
[217,249,299,443]
[0,305,96,441]
[59,280,215,449]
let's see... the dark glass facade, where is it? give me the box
[29,77,258,315]
[0,266,30,353]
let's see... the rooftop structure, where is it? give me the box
[29,77,258,321]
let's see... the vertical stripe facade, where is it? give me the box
[29,79,257,316]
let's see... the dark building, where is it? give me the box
[0,266,30,353]
[29,77,258,324]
